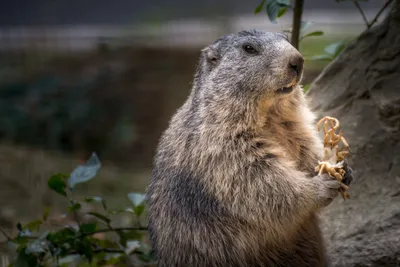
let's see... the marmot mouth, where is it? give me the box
[276,79,297,94]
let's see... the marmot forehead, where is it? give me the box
[238,29,289,41]
[212,29,289,47]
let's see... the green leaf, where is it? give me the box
[136,247,156,263]
[324,41,346,57]
[85,196,107,211]
[124,240,140,255]
[26,232,49,254]
[25,241,46,254]
[116,230,127,247]
[303,83,311,93]
[333,44,346,58]
[123,229,143,241]
[300,21,312,32]
[277,0,291,6]
[47,227,77,245]
[23,220,42,232]
[7,240,19,250]
[58,255,80,266]
[68,202,82,213]
[277,7,288,18]
[68,152,101,190]
[308,54,333,61]
[134,204,145,217]
[266,0,280,24]
[91,251,107,265]
[26,240,46,254]
[133,243,154,262]
[80,223,97,233]
[12,236,30,246]
[109,208,134,215]
[89,237,119,249]
[104,255,125,265]
[76,237,94,262]
[16,222,32,238]
[265,0,291,22]
[48,174,68,197]
[301,31,324,40]
[14,247,40,267]
[127,193,146,207]
[254,0,266,14]
[42,207,50,221]
[87,212,111,224]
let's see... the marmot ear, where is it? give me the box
[278,31,290,41]
[201,46,220,64]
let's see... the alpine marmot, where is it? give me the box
[147,29,353,267]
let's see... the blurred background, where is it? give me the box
[0,0,390,252]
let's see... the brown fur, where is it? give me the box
[147,30,338,267]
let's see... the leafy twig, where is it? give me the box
[85,225,146,265]
[353,1,369,28]
[368,0,393,28]
[104,223,133,263]
[0,227,148,247]
[67,195,82,228]
[66,226,149,246]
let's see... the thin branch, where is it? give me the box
[291,0,304,50]
[82,227,148,236]
[70,248,124,254]
[68,248,150,256]
[66,192,82,229]
[0,228,11,241]
[60,226,148,245]
[368,0,393,28]
[353,1,369,28]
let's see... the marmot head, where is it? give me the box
[194,29,304,103]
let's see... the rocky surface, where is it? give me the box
[307,1,400,266]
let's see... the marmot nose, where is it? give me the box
[289,55,304,74]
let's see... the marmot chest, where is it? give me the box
[264,119,312,168]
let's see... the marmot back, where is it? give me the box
[147,29,346,267]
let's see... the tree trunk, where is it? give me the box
[307,1,400,266]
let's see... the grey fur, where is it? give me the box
[147,29,348,267]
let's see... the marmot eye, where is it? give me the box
[243,44,257,54]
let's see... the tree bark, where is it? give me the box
[307,1,400,266]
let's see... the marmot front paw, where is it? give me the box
[341,159,353,186]
[312,173,341,208]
